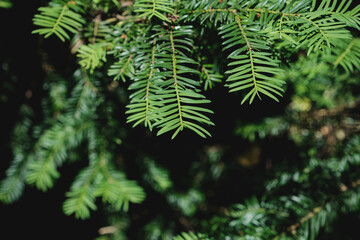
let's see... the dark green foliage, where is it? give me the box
[28,0,360,137]
[1,0,360,239]
[0,70,145,219]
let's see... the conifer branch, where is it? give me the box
[32,1,85,41]
[26,120,93,191]
[169,29,185,132]
[235,15,261,102]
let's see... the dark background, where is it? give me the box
[1,1,360,239]
[0,1,285,238]
[0,1,104,238]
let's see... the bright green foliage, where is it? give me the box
[77,43,108,73]
[2,0,360,239]
[149,25,214,138]
[108,54,135,82]
[324,38,360,73]
[219,18,285,103]
[200,64,223,91]
[32,1,85,42]
[63,148,145,218]
[173,232,209,240]
[134,0,175,23]
[125,37,161,129]
[28,0,360,137]
[0,0,12,8]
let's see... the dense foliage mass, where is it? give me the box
[1,0,360,239]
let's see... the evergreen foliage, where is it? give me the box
[1,0,360,239]
[0,70,145,219]
[26,0,360,138]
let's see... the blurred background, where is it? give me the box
[1,0,360,239]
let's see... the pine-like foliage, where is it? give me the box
[0,70,145,219]
[324,38,360,72]
[2,0,360,239]
[63,132,145,218]
[173,232,209,240]
[32,1,85,41]
[134,0,175,23]
[28,0,360,137]
[219,16,285,103]
[146,25,214,138]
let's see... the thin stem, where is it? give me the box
[169,30,184,129]
[303,17,330,48]
[51,4,68,35]
[235,15,260,100]
[144,41,157,126]
[334,38,357,67]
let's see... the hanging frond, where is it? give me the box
[95,169,146,212]
[294,14,351,54]
[284,0,360,54]
[0,151,31,204]
[323,38,360,73]
[62,163,99,219]
[77,43,108,73]
[200,64,223,91]
[67,70,99,119]
[144,160,173,192]
[32,1,85,41]
[134,0,175,23]
[107,22,141,81]
[125,35,164,129]
[0,109,34,203]
[219,14,285,104]
[150,25,214,138]
[182,0,311,26]
[25,117,92,191]
[312,0,360,30]
[108,52,135,82]
[48,80,67,112]
[63,132,145,219]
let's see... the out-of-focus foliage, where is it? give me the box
[1,0,360,240]
[0,0,11,8]
[0,70,146,219]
